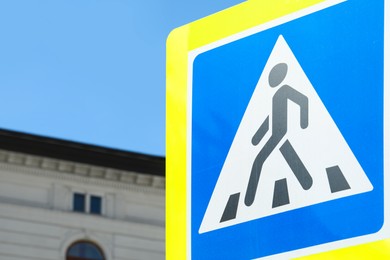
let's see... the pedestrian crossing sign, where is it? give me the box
[199,35,373,234]
[167,0,389,259]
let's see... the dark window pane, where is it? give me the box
[67,241,104,260]
[90,196,102,215]
[73,193,85,212]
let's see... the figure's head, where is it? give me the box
[269,63,288,88]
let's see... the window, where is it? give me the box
[73,193,102,215]
[66,241,105,260]
[73,193,86,212]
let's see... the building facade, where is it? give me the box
[0,130,165,260]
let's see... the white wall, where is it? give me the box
[0,151,165,260]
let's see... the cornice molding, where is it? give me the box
[0,149,165,195]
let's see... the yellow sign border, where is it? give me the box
[166,0,389,259]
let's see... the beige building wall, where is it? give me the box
[0,149,165,260]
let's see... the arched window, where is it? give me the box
[66,241,105,260]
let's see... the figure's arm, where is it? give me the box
[299,95,308,129]
[282,86,309,129]
[252,116,269,145]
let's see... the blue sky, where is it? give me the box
[0,0,243,156]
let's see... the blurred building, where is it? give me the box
[0,129,165,260]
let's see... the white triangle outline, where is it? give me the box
[199,35,373,234]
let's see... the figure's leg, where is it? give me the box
[279,140,312,190]
[221,132,278,221]
[245,156,264,206]
[245,136,280,206]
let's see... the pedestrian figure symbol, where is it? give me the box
[199,35,372,234]
[246,62,312,208]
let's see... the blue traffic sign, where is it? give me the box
[189,0,384,259]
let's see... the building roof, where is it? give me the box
[0,129,165,176]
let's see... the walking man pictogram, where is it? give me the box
[245,62,313,207]
[220,62,315,222]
